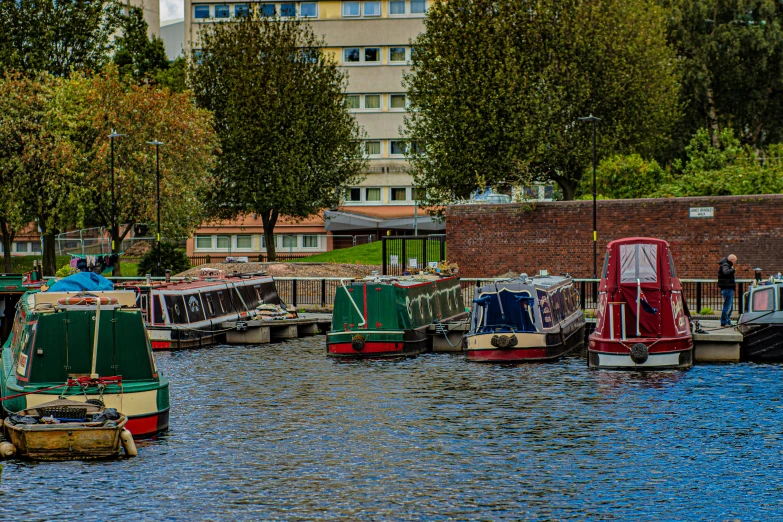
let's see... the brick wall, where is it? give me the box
[446,195,783,278]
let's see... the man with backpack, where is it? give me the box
[718,254,738,327]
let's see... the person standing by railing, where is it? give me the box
[718,254,738,326]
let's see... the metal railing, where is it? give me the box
[382,235,447,276]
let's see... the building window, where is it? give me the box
[365,188,381,201]
[280,3,296,16]
[260,3,275,15]
[345,94,360,109]
[391,188,407,201]
[236,235,252,249]
[364,1,381,16]
[343,1,360,16]
[234,4,249,17]
[344,48,360,63]
[282,235,297,248]
[389,0,405,14]
[31,242,42,253]
[412,188,424,201]
[194,5,210,18]
[196,236,213,249]
[364,94,380,109]
[390,140,407,155]
[300,2,317,17]
[410,0,426,13]
[390,94,406,109]
[365,141,381,156]
[389,47,406,63]
[303,235,318,248]
[216,236,230,249]
[215,5,230,17]
[364,47,380,62]
[346,187,362,201]
[14,242,28,253]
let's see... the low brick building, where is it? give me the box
[446,195,783,278]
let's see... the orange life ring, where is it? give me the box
[57,296,119,306]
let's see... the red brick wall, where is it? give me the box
[446,195,783,278]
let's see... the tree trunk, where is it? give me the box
[706,85,720,148]
[556,178,577,201]
[260,209,279,261]
[112,222,121,276]
[42,232,57,276]
[0,220,15,273]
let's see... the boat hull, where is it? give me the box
[466,324,585,363]
[588,337,693,370]
[326,329,428,359]
[3,416,127,460]
[739,324,783,362]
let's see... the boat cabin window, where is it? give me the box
[139,294,149,323]
[602,253,609,279]
[152,295,164,324]
[668,250,677,278]
[216,291,227,313]
[752,288,774,312]
[537,290,553,328]
[185,293,205,322]
[205,294,216,317]
[164,295,187,323]
[620,244,658,283]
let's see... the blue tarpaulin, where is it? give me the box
[48,272,114,293]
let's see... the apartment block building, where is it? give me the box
[183,0,444,259]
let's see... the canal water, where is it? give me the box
[1,338,781,520]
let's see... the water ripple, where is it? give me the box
[0,339,781,520]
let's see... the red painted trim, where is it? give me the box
[363,283,368,329]
[126,410,169,438]
[588,336,693,354]
[151,341,171,349]
[328,341,403,354]
[466,347,549,362]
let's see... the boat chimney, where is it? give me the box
[754,267,763,283]
[165,269,171,283]
[145,273,152,285]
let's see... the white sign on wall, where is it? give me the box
[689,207,714,218]
[390,255,399,266]
[408,258,418,268]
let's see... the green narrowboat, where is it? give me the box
[327,275,466,358]
[0,286,170,438]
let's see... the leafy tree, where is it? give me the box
[189,11,366,260]
[137,242,190,276]
[661,0,783,152]
[155,56,187,93]
[113,6,171,84]
[77,66,219,275]
[405,0,681,203]
[577,155,670,200]
[0,0,122,76]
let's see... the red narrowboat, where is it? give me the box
[588,237,693,370]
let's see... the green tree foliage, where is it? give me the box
[405,0,681,203]
[189,11,366,260]
[0,0,122,76]
[155,56,187,93]
[577,155,670,200]
[113,6,171,84]
[76,66,218,275]
[137,242,190,276]
[662,0,783,152]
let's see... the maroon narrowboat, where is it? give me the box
[588,237,693,370]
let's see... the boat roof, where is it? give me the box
[605,237,670,249]
[356,275,458,287]
[126,274,274,292]
[477,275,572,293]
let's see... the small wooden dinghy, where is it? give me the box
[2,398,136,460]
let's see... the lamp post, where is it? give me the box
[109,130,126,267]
[578,115,601,278]
[412,186,418,236]
[147,139,164,276]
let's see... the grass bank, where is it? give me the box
[291,240,446,267]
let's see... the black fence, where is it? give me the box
[460,278,752,317]
[274,277,347,308]
[382,235,447,276]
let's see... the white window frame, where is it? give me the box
[281,235,298,249]
[364,140,382,157]
[409,0,427,15]
[362,94,382,110]
[193,4,211,19]
[388,0,406,16]
[234,234,253,250]
[215,235,231,251]
[364,187,383,203]
[342,1,361,17]
[389,140,407,156]
[195,235,213,250]
[302,235,320,249]
[389,187,409,203]
[345,187,363,203]
[388,46,407,63]
[300,2,318,17]
[279,2,297,17]
[363,0,381,16]
[214,4,231,18]
[389,93,407,111]
[342,47,382,66]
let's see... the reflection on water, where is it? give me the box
[0,339,781,520]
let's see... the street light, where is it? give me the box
[109,130,126,258]
[147,139,164,277]
[578,115,601,278]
